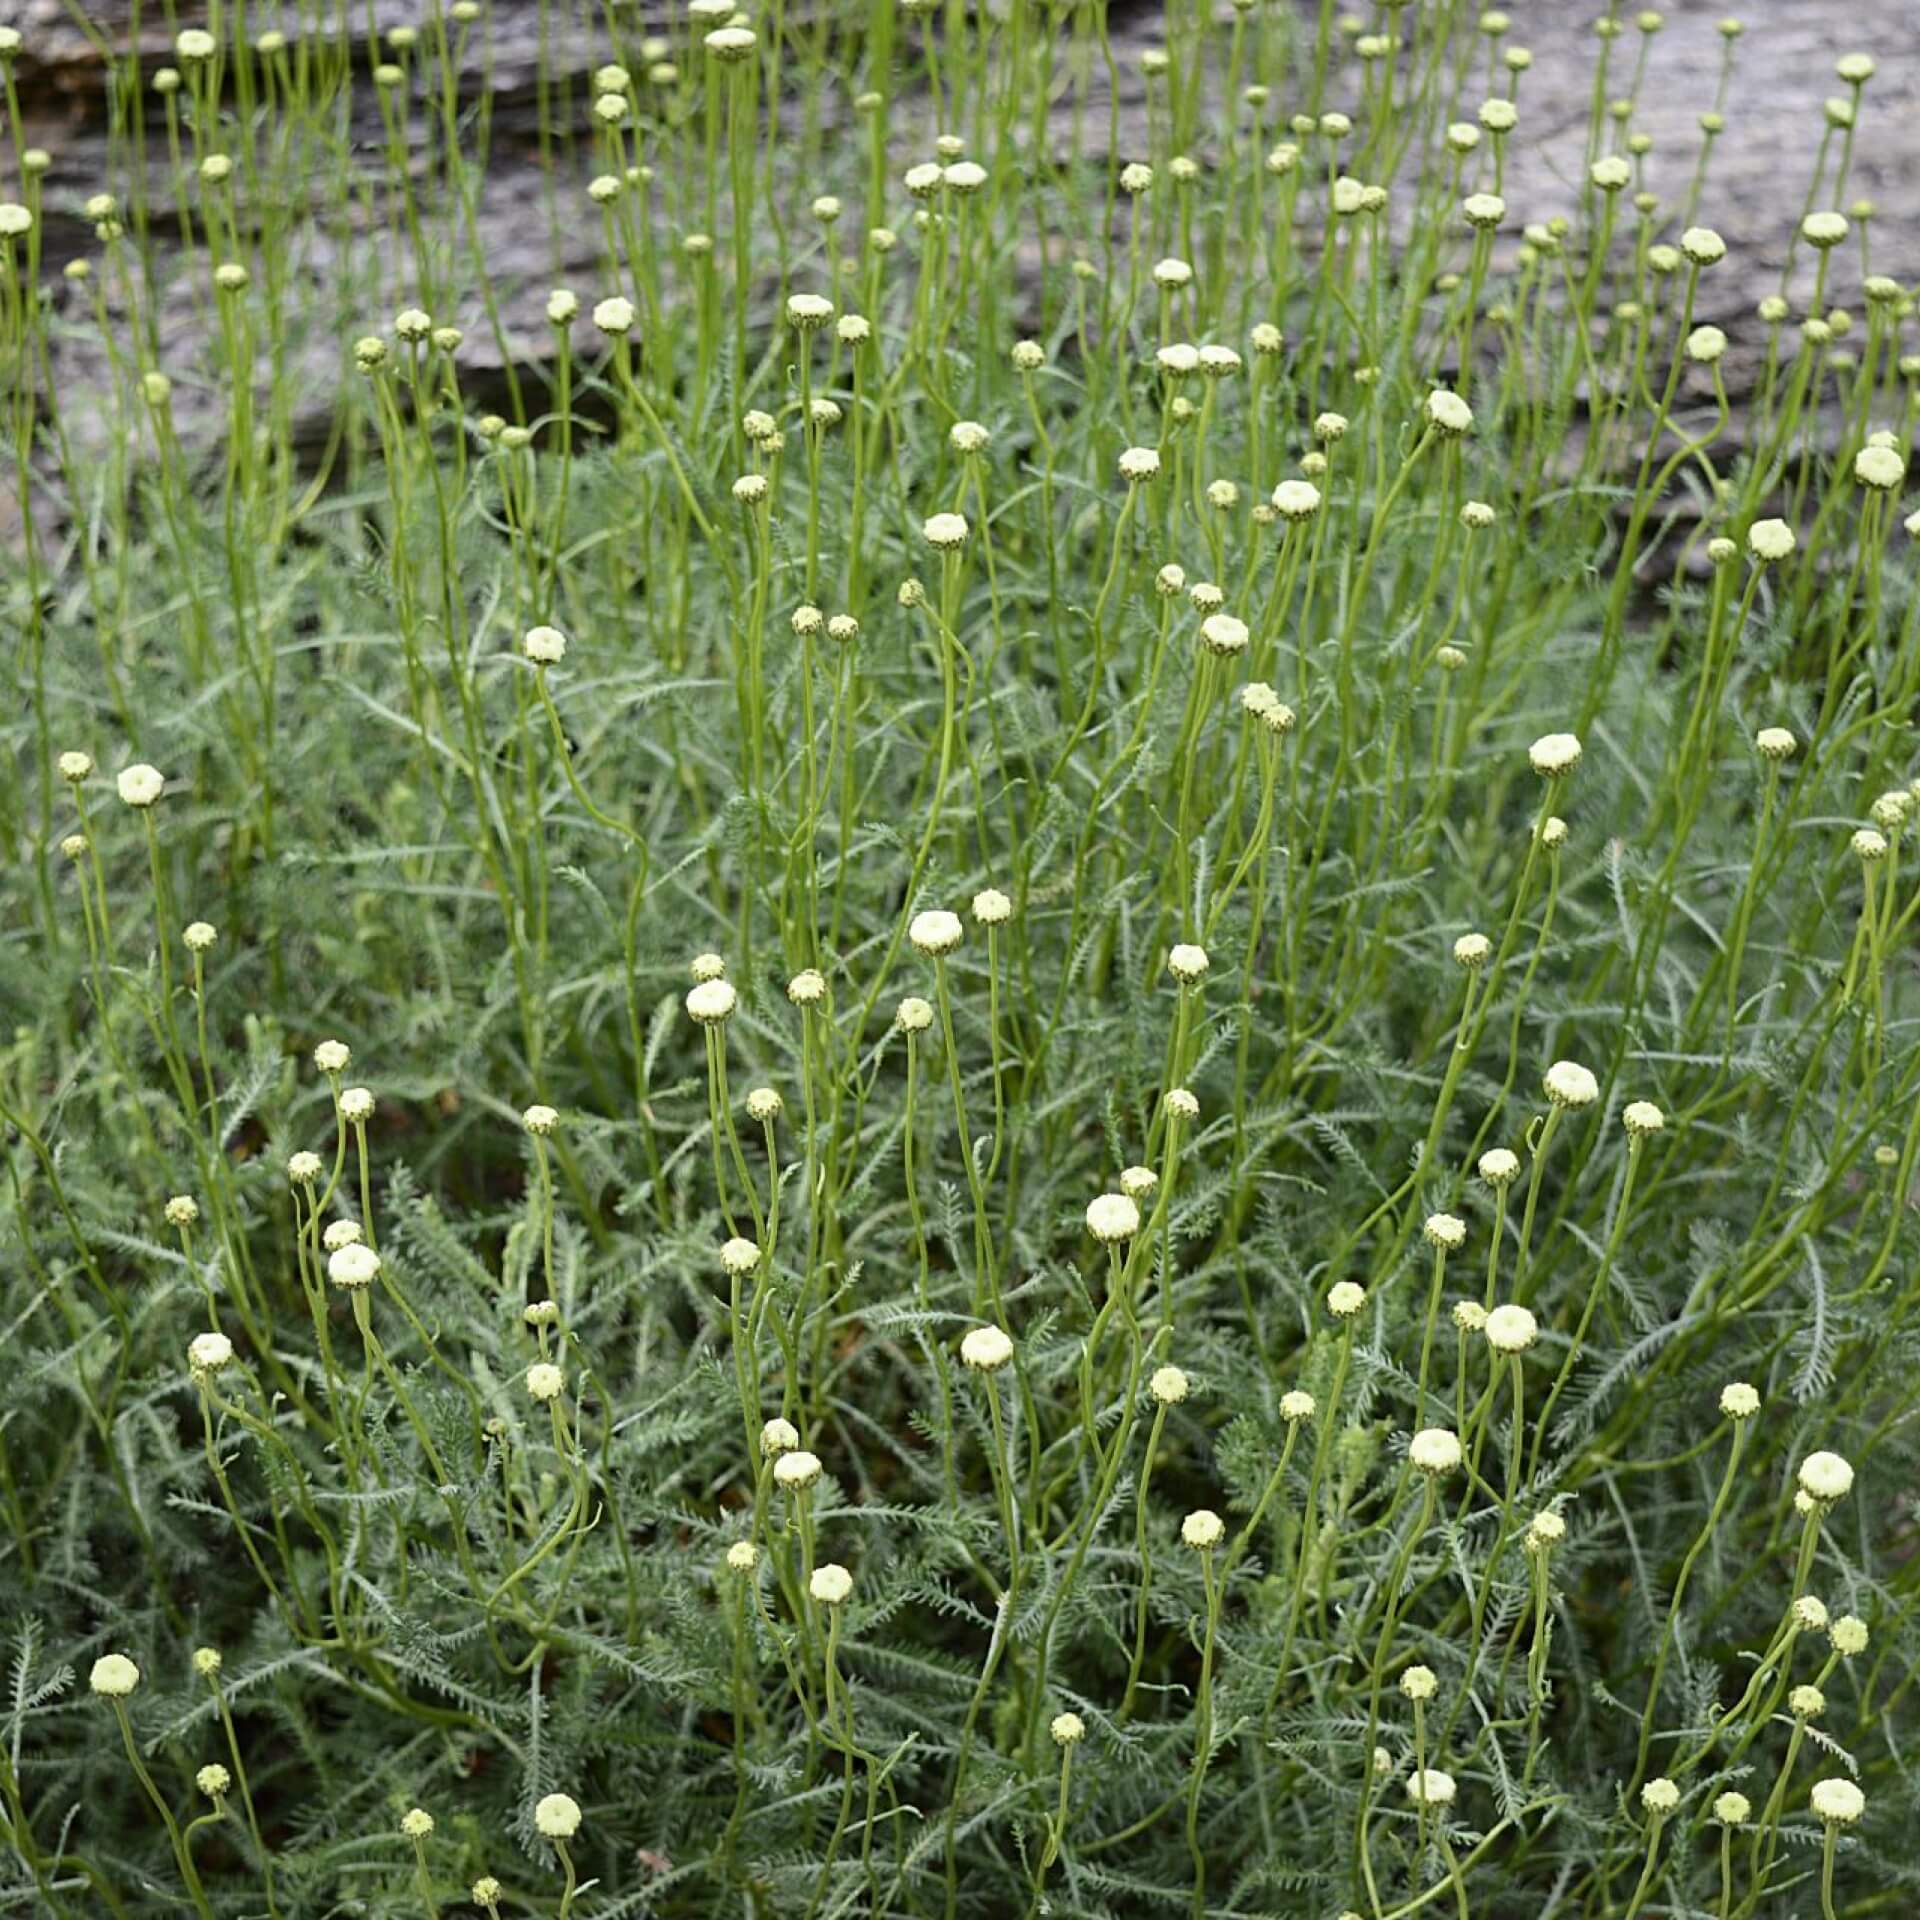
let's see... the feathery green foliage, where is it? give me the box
[1,5,1916,1918]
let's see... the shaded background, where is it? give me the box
[3,0,1911,467]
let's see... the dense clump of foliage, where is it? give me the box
[2,3,1917,1915]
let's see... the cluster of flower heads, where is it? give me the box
[731,1418,856,1606]
[160,1033,581,1398]
[679,890,1019,1044]
[26,7,1917,1899]
[81,1641,589,1879]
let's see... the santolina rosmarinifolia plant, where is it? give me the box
[0,3,1917,1917]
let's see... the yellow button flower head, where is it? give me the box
[686,979,738,1024]
[774,1449,822,1489]
[1830,1615,1869,1656]
[1810,1778,1864,1826]
[189,1331,235,1375]
[1525,1511,1566,1553]
[1181,1509,1224,1549]
[1544,1060,1599,1107]
[1486,1304,1538,1352]
[959,1326,1014,1371]
[1797,1450,1853,1503]
[90,1654,140,1697]
[1086,1193,1141,1243]
[1167,942,1211,982]
[1529,732,1582,776]
[1855,444,1906,491]
[810,1563,854,1604]
[328,1243,380,1290]
[1150,1364,1190,1404]
[909,909,963,955]
[535,1792,582,1838]
[1198,614,1249,656]
[1424,389,1473,434]
[118,763,166,808]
